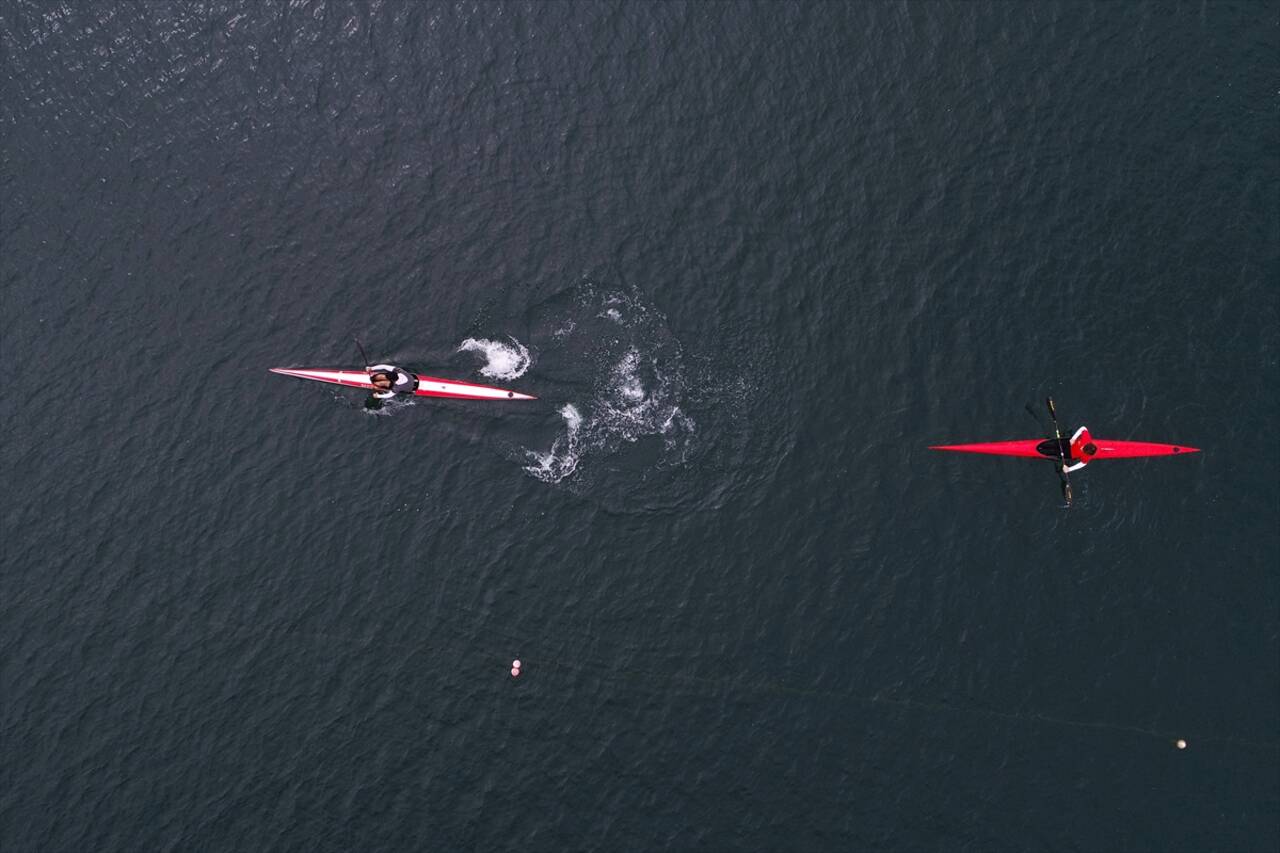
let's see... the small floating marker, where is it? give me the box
[510,667,520,677]
[513,659,522,669]
[1176,738,1187,750]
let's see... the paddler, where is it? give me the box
[367,363,416,399]
[1061,426,1097,473]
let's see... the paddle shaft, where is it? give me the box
[1046,397,1073,505]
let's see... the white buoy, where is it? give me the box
[1176,739,1187,750]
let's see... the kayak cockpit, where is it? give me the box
[1035,438,1072,459]
[1036,427,1097,462]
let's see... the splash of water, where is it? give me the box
[522,285,695,484]
[524,404,583,482]
[457,336,531,380]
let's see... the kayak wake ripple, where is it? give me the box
[522,284,695,484]
[525,404,585,482]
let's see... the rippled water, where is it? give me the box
[3,2,1277,850]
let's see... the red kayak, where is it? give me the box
[931,427,1198,463]
[270,367,536,401]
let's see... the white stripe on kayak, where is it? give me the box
[417,379,528,400]
[271,368,370,387]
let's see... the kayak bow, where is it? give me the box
[270,367,536,401]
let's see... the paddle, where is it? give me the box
[354,337,387,407]
[1046,397,1073,506]
[354,337,372,371]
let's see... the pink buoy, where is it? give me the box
[510,667,520,677]
[513,659,522,669]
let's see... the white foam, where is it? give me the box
[614,350,647,402]
[560,403,583,432]
[457,336,531,380]
[361,397,415,416]
[521,284,697,485]
[523,404,583,482]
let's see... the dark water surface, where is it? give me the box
[3,2,1277,850]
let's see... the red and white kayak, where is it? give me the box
[931,427,1198,462]
[269,367,536,401]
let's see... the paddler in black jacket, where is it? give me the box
[368,364,416,399]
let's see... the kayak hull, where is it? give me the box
[930,439,1199,460]
[270,367,536,401]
